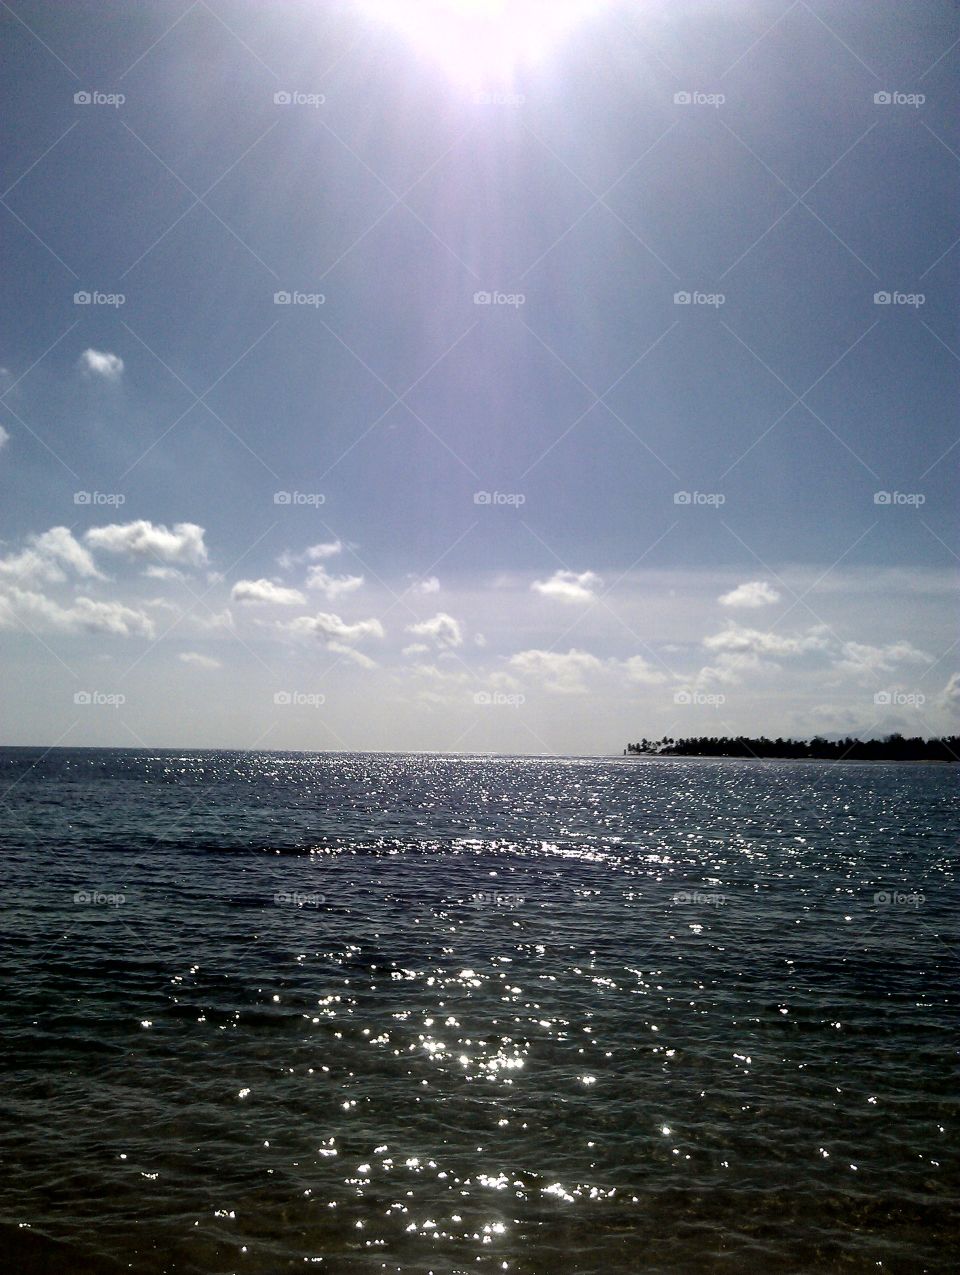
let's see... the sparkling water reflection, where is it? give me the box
[0,749,956,1273]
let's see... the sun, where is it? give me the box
[359,0,608,88]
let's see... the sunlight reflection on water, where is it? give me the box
[0,749,956,1273]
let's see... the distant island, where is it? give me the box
[624,734,959,762]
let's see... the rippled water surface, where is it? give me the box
[0,748,956,1273]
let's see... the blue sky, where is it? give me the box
[0,0,957,752]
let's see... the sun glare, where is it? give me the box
[360,0,608,87]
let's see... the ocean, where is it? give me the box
[0,748,956,1273]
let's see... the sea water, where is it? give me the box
[0,748,955,1273]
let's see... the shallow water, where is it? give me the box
[0,748,956,1273]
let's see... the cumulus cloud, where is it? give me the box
[85,520,207,566]
[834,640,930,679]
[79,348,124,381]
[40,527,102,577]
[532,569,601,604]
[415,576,440,594]
[305,564,363,600]
[509,647,602,694]
[694,651,770,688]
[692,623,831,688]
[231,578,306,606]
[278,540,346,572]
[719,580,781,608]
[405,612,463,649]
[284,611,384,645]
[703,624,830,658]
[0,586,154,638]
[0,424,8,451]
[695,624,931,690]
[143,565,185,582]
[0,526,101,585]
[327,641,378,669]
[622,654,667,685]
[307,540,342,560]
[179,651,221,669]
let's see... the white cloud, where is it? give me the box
[402,642,430,656]
[695,625,931,690]
[0,586,154,638]
[416,576,440,594]
[532,569,601,604]
[39,526,102,577]
[79,348,124,381]
[197,607,233,632]
[694,651,771,687]
[85,520,207,566]
[834,640,930,679]
[305,564,364,600]
[0,424,8,451]
[703,624,830,658]
[328,641,378,669]
[622,654,667,685]
[306,540,343,560]
[277,540,344,572]
[231,578,306,606]
[942,672,960,714]
[692,624,831,688]
[405,611,463,649]
[284,611,385,645]
[509,647,602,694]
[719,580,781,608]
[143,565,186,581]
[179,651,221,669]
[0,526,101,585]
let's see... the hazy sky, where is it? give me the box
[1,0,957,752]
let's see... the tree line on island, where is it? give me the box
[625,734,959,761]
